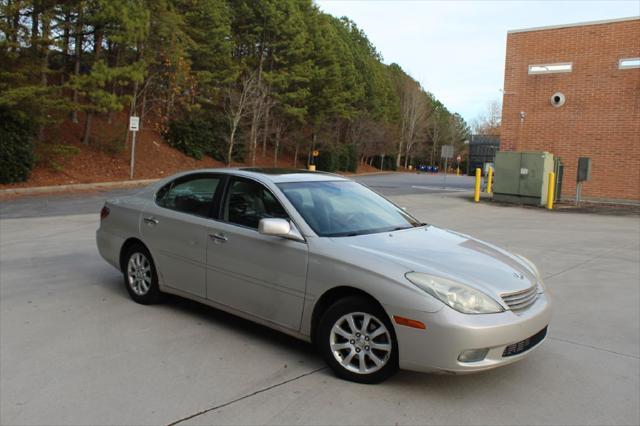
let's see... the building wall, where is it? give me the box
[501,18,640,202]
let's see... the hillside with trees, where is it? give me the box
[0,0,470,185]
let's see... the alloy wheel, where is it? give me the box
[329,312,392,374]
[127,252,152,296]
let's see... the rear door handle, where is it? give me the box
[144,217,159,225]
[209,232,228,242]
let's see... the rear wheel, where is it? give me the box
[123,243,163,305]
[317,297,399,384]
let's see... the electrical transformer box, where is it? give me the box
[493,151,555,206]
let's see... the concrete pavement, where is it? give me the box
[1,186,638,425]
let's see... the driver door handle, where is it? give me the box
[209,232,228,243]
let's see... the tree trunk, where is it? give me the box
[123,79,139,146]
[227,117,240,166]
[81,25,103,145]
[61,8,71,84]
[30,3,39,45]
[107,44,119,124]
[273,127,281,167]
[37,13,51,144]
[140,82,148,125]
[250,104,261,166]
[9,0,20,51]
[308,132,316,166]
[93,27,103,58]
[249,49,266,166]
[294,143,299,168]
[71,7,83,123]
[261,103,270,156]
[82,112,93,145]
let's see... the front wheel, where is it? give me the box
[317,297,399,384]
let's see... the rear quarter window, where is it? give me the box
[156,175,221,217]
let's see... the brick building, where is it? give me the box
[500,17,640,203]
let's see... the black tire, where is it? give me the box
[122,243,163,305]
[317,296,399,384]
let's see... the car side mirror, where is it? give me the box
[258,218,304,242]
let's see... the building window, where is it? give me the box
[618,58,640,69]
[528,63,572,74]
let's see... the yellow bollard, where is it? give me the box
[547,172,555,210]
[308,164,316,171]
[487,167,493,194]
[474,168,481,202]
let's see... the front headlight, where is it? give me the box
[405,272,504,314]
[515,254,545,294]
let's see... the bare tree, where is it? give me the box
[426,109,445,167]
[396,79,429,168]
[272,118,286,167]
[70,6,84,123]
[472,100,501,136]
[224,72,257,166]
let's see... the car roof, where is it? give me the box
[178,167,349,183]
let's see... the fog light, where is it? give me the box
[458,348,489,363]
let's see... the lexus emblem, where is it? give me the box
[513,272,524,280]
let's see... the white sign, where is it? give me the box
[129,116,140,132]
[441,145,454,159]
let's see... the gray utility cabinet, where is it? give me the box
[493,151,555,206]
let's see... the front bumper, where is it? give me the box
[387,292,552,374]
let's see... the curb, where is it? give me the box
[0,170,407,199]
[0,178,160,197]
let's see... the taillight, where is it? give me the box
[100,205,110,220]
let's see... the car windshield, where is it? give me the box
[277,181,423,237]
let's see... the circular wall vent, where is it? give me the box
[551,92,566,107]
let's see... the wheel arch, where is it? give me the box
[119,237,149,272]
[310,286,389,344]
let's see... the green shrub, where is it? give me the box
[164,113,242,162]
[39,144,81,172]
[372,155,397,171]
[96,127,128,155]
[315,144,358,173]
[0,108,35,184]
[344,144,358,172]
[315,147,339,172]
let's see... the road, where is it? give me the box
[0,172,474,219]
[1,173,638,425]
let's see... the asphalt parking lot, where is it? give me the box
[1,174,639,425]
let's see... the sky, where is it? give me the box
[316,0,640,124]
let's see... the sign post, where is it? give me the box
[129,116,140,179]
[308,150,320,171]
[441,145,454,189]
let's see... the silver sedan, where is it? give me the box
[96,168,552,383]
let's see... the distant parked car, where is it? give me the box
[97,168,551,383]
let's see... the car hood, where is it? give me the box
[332,225,537,298]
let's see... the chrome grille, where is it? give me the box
[501,285,538,311]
